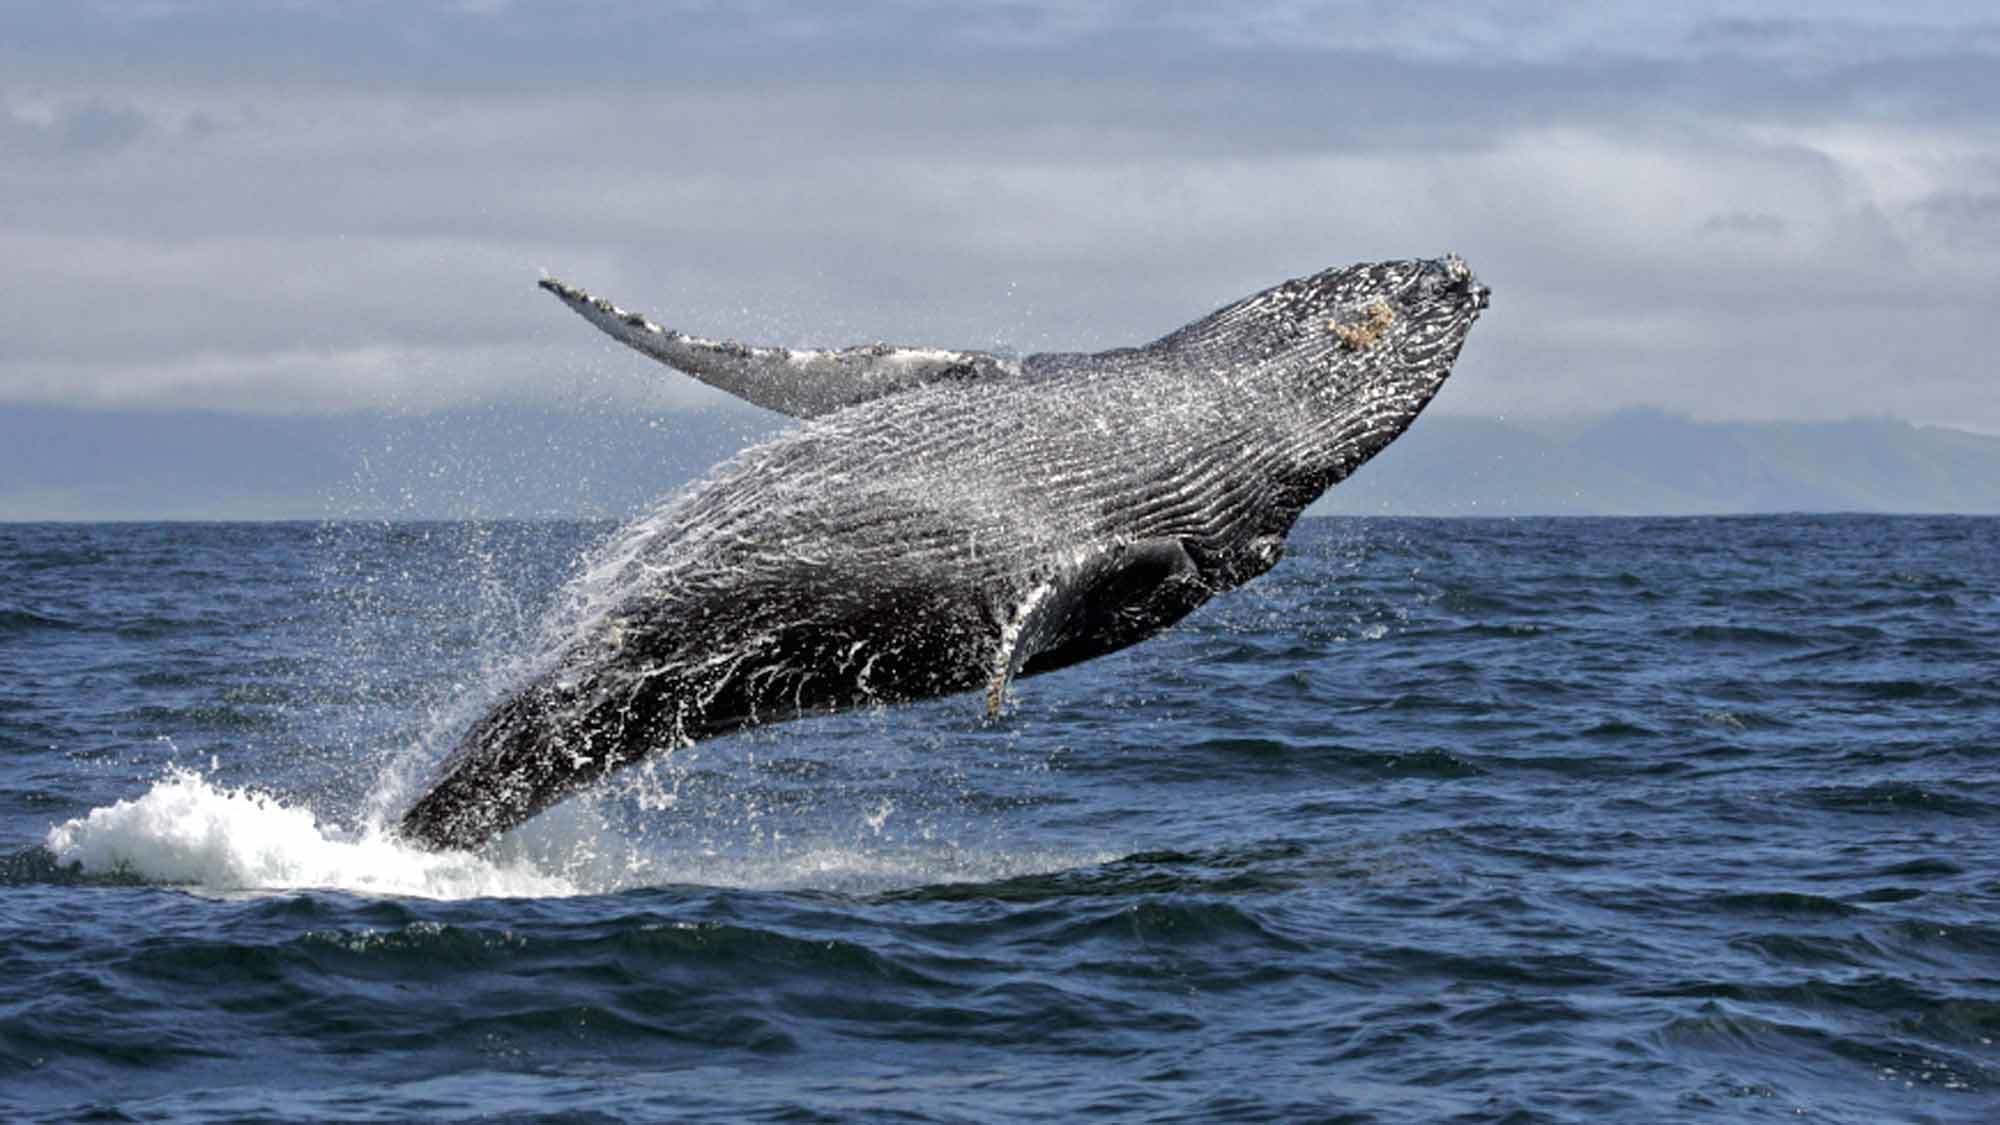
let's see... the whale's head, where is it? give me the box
[1306,253,1488,396]
[1140,254,1486,494]
[1157,253,1486,392]
[1249,254,1490,489]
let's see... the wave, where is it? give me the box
[0,606,80,633]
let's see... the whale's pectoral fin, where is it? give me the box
[986,578,1059,719]
[540,277,1021,419]
[984,538,1208,717]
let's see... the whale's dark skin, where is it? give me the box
[398,257,1490,851]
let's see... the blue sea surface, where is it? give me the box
[2,516,1997,1122]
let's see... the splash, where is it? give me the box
[45,768,579,900]
[43,767,1113,900]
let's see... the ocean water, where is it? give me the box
[2,515,1996,1122]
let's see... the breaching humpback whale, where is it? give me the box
[398,256,1490,850]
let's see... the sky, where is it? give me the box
[2,2,1998,517]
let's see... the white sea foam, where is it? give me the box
[44,768,1110,900]
[45,769,580,900]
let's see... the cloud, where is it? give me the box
[1915,191,2000,246]
[2,342,745,419]
[1,2,1997,434]
[10,3,1998,83]
[2,96,150,154]
[1698,211,1788,238]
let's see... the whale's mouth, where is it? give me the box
[1430,254,1489,313]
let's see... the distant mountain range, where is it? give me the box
[1315,409,2000,516]
[3,404,1997,520]
[0,404,778,522]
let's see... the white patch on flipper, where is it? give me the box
[987,579,1056,718]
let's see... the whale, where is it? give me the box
[398,256,1490,850]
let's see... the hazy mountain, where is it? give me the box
[1316,409,2000,516]
[4,404,1997,520]
[0,404,781,522]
